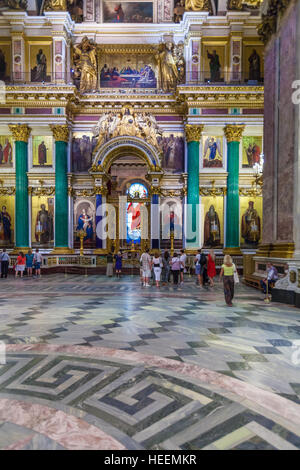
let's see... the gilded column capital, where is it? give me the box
[9,124,31,143]
[224,125,245,143]
[185,124,205,143]
[50,125,70,143]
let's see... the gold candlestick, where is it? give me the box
[170,231,174,256]
[77,229,86,257]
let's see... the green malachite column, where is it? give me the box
[224,125,245,254]
[185,124,204,249]
[51,125,71,253]
[9,124,31,249]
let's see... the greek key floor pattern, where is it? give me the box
[0,275,299,450]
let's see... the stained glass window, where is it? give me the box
[127,183,148,199]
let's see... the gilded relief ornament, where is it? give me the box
[43,0,67,11]
[73,37,98,94]
[9,124,31,143]
[185,124,204,143]
[93,108,163,154]
[224,125,245,142]
[50,124,69,143]
[155,41,185,92]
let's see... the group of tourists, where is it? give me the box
[0,248,42,279]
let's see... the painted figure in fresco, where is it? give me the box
[0,206,11,242]
[114,3,125,22]
[0,49,7,81]
[207,50,221,82]
[73,37,98,94]
[38,141,47,166]
[241,201,261,245]
[246,141,261,167]
[248,49,261,81]
[3,139,12,164]
[77,209,93,240]
[204,205,221,246]
[203,137,222,167]
[35,204,53,244]
[33,49,47,82]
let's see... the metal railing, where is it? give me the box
[184,71,264,86]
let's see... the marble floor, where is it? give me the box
[0,274,300,450]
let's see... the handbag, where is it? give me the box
[233,264,239,284]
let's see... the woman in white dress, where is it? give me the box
[152,251,162,288]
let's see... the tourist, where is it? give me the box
[0,248,9,278]
[152,251,162,288]
[194,249,206,287]
[207,249,216,287]
[219,254,237,307]
[33,249,42,277]
[114,251,122,278]
[260,262,278,299]
[162,250,170,285]
[106,251,113,277]
[140,248,151,287]
[179,249,187,286]
[15,251,26,278]
[171,252,181,286]
[25,249,34,277]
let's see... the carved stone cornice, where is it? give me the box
[50,124,70,143]
[0,187,15,196]
[9,124,31,143]
[185,124,205,143]
[200,186,227,196]
[28,187,55,196]
[224,124,245,142]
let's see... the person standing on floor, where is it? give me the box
[152,251,162,288]
[33,249,42,277]
[106,251,114,277]
[171,252,181,286]
[114,251,122,278]
[207,249,217,287]
[179,249,187,286]
[25,249,34,277]
[162,250,170,286]
[219,254,237,307]
[140,248,152,287]
[15,251,26,278]
[0,248,9,278]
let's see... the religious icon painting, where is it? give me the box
[202,45,225,83]
[203,136,223,168]
[32,136,53,167]
[103,1,154,23]
[0,196,14,247]
[159,132,185,174]
[0,136,13,168]
[31,196,54,247]
[29,43,52,83]
[74,197,96,248]
[242,136,262,168]
[72,132,97,173]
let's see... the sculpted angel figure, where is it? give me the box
[155,42,179,92]
[73,36,98,94]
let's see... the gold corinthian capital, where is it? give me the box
[50,124,70,143]
[9,124,32,143]
[185,124,205,143]
[224,125,245,143]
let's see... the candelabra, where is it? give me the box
[170,230,174,256]
[77,229,86,257]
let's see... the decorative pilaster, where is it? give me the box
[151,190,160,250]
[9,124,31,250]
[224,124,245,254]
[51,125,71,253]
[185,124,204,249]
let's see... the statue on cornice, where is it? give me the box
[43,0,67,11]
[93,108,163,154]
[227,0,263,10]
[5,0,27,9]
[73,36,98,94]
[185,0,213,14]
[155,41,185,93]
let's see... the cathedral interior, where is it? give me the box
[0,0,299,453]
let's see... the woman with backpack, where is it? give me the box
[171,252,181,286]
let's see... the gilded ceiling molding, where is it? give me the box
[9,124,32,143]
[185,124,205,143]
[50,125,70,143]
[224,124,245,142]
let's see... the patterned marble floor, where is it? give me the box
[0,274,299,450]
